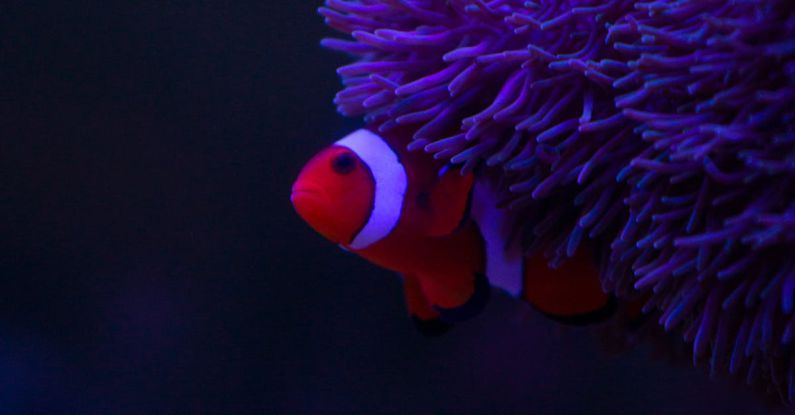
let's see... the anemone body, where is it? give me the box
[320,0,795,401]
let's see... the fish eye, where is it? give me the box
[331,152,356,175]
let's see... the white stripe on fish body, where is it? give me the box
[336,129,408,250]
[471,176,524,297]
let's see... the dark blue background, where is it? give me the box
[0,2,779,414]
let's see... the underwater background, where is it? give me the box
[0,2,788,414]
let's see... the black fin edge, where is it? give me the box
[535,295,618,326]
[411,316,453,337]
[433,272,490,323]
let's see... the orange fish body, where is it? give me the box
[292,127,611,334]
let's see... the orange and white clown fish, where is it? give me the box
[291,127,613,335]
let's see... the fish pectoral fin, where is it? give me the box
[402,273,452,336]
[423,169,474,237]
[422,272,490,323]
[523,246,614,325]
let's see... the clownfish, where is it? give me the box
[291,127,613,335]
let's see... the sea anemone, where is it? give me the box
[319,0,795,402]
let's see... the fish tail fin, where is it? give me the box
[522,245,615,325]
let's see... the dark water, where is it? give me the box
[0,2,783,414]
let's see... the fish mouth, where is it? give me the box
[290,185,326,214]
[290,186,322,203]
[291,185,337,241]
[290,188,317,199]
[290,183,350,245]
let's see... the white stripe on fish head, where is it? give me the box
[335,129,407,250]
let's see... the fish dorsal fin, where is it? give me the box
[421,167,474,237]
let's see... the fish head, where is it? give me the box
[291,144,375,245]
